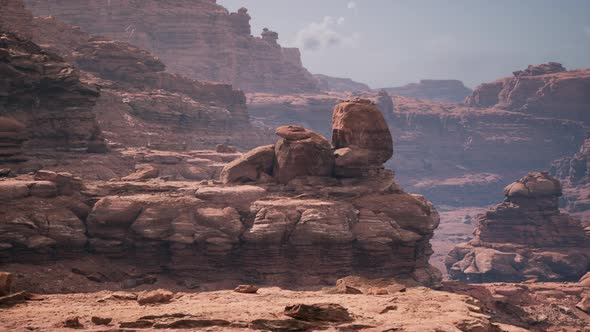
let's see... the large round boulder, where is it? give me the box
[331,99,393,166]
[274,125,334,184]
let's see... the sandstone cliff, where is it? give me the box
[383,79,472,103]
[466,62,590,124]
[24,0,319,93]
[313,74,371,92]
[446,172,590,282]
[0,31,107,157]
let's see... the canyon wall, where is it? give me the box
[383,79,472,103]
[466,62,590,124]
[313,74,371,93]
[24,0,319,93]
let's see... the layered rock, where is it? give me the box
[0,31,107,155]
[24,0,319,93]
[550,135,590,230]
[446,172,590,282]
[1,99,441,287]
[382,79,472,103]
[313,74,371,92]
[466,62,590,123]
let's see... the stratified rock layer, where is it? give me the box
[466,62,590,124]
[446,172,590,282]
[383,79,472,103]
[24,0,319,93]
[0,31,107,155]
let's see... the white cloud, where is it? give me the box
[294,16,359,51]
[347,1,356,9]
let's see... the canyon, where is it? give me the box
[0,1,589,331]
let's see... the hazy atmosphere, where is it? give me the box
[220,0,590,87]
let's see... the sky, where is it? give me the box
[218,0,590,88]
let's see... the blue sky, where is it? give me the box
[218,0,590,88]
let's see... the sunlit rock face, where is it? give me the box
[24,0,319,93]
[446,172,590,283]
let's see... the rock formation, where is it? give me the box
[313,74,371,92]
[24,0,319,93]
[550,135,590,231]
[0,99,442,287]
[247,92,586,206]
[0,30,107,156]
[446,172,590,282]
[466,62,590,123]
[382,79,472,103]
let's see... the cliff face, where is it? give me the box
[313,74,371,93]
[24,0,319,93]
[0,31,107,156]
[466,63,590,124]
[383,80,472,103]
[1,0,273,152]
[446,172,590,282]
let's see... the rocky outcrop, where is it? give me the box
[0,31,107,155]
[382,79,472,103]
[446,172,590,282]
[247,92,586,206]
[466,63,590,124]
[313,74,371,92]
[0,100,441,287]
[550,135,590,230]
[24,0,319,93]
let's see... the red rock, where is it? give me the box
[137,289,174,305]
[220,145,275,184]
[274,125,334,184]
[0,272,12,296]
[234,285,258,294]
[331,99,393,174]
[577,295,590,313]
[284,303,352,323]
[446,172,590,282]
[25,0,319,93]
[383,79,472,103]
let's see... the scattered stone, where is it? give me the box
[0,291,28,307]
[63,316,83,329]
[576,295,590,313]
[379,305,398,314]
[122,164,159,181]
[284,303,353,323]
[137,289,173,305]
[0,272,12,296]
[91,316,112,325]
[219,144,275,184]
[119,320,154,328]
[234,284,259,294]
[153,319,231,329]
[250,319,316,332]
[324,284,363,295]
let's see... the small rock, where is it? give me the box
[284,303,353,323]
[137,289,174,305]
[0,291,28,307]
[63,316,83,329]
[119,320,154,328]
[576,295,590,313]
[91,316,112,325]
[0,272,12,296]
[379,305,398,314]
[324,284,363,295]
[0,168,11,177]
[234,285,258,294]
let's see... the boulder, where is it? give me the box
[284,303,352,323]
[274,125,334,184]
[576,295,590,313]
[137,289,174,305]
[219,145,275,184]
[122,164,159,181]
[63,316,83,328]
[0,272,12,296]
[86,198,143,240]
[331,99,393,166]
[91,316,112,325]
[234,285,258,294]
